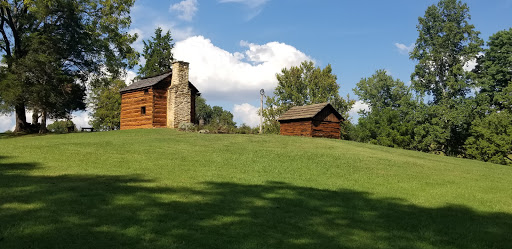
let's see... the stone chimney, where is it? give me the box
[167,61,192,128]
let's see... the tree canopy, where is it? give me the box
[138,27,174,78]
[0,0,138,132]
[410,0,483,103]
[262,61,354,134]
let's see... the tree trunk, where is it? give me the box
[32,109,39,125]
[39,110,48,134]
[13,103,27,132]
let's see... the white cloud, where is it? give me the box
[124,70,137,85]
[128,28,144,52]
[156,24,194,41]
[395,43,414,55]
[463,58,477,72]
[170,0,198,22]
[233,103,260,127]
[349,100,370,116]
[173,36,311,102]
[71,110,91,129]
[348,100,370,124]
[0,114,14,132]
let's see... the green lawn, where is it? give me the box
[1,129,511,249]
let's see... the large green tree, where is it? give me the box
[262,61,354,134]
[138,27,174,78]
[13,33,86,133]
[465,29,512,164]
[410,0,483,103]
[353,70,415,148]
[0,0,138,132]
[88,78,126,131]
[409,0,483,155]
[472,28,512,113]
[195,96,236,127]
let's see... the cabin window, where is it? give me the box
[141,106,146,115]
[143,89,149,95]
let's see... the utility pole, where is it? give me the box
[260,89,264,134]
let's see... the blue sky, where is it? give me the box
[0,0,511,131]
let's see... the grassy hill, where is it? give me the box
[1,129,511,249]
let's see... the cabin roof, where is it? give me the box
[119,71,199,93]
[277,102,342,121]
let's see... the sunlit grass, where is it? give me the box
[1,129,511,248]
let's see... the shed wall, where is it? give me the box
[120,89,153,130]
[280,121,313,137]
[152,88,167,128]
[312,121,340,139]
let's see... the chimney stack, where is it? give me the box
[167,61,193,128]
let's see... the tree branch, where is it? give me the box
[0,7,11,59]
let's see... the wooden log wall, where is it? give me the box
[316,108,341,122]
[280,121,313,137]
[120,89,154,130]
[312,121,340,139]
[152,88,167,128]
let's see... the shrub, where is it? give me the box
[47,120,76,134]
[178,122,195,132]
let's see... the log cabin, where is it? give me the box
[278,103,343,139]
[119,61,199,130]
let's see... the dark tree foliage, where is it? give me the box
[353,70,415,148]
[0,0,138,132]
[465,28,512,164]
[465,111,512,165]
[195,96,236,127]
[138,27,174,78]
[472,28,512,113]
[408,0,482,156]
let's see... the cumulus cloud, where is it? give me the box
[348,100,370,124]
[173,36,311,102]
[124,70,137,85]
[170,0,198,22]
[349,100,370,116]
[233,103,260,127]
[395,43,414,55]
[71,110,92,129]
[0,114,14,132]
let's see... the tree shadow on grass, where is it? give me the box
[0,157,511,249]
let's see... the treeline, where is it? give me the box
[349,0,511,165]
[263,0,511,165]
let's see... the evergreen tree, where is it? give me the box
[138,27,174,78]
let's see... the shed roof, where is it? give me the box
[278,102,342,121]
[120,71,172,92]
[119,71,199,93]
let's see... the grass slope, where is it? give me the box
[1,129,511,249]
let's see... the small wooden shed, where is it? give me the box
[278,103,343,139]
